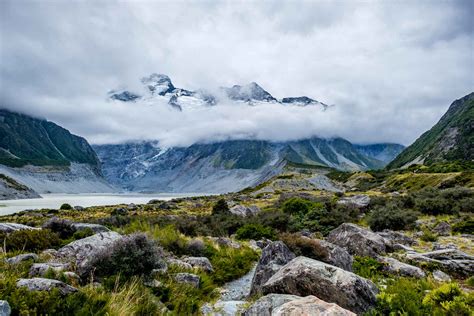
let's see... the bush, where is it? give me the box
[0,229,61,252]
[420,229,438,242]
[281,197,313,214]
[212,199,229,215]
[353,256,385,281]
[42,217,76,239]
[210,246,259,285]
[60,203,73,210]
[235,224,276,240]
[466,276,474,287]
[280,233,328,262]
[85,233,165,280]
[416,197,453,215]
[452,218,474,234]
[367,204,418,231]
[422,283,473,315]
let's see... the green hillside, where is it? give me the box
[0,109,100,168]
[388,92,474,169]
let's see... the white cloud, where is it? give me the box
[0,0,472,147]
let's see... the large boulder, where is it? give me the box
[377,256,425,278]
[261,256,378,314]
[406,249,474,277]
[0,300,11,316]
[249,241,295,296]
[71,223,110,233]
[183,257,213,273]
[274,295,355,316]
[5,253,38,265]
[377,230,416,246]
[312,238,353,271]
[327,223,390,258]
[0,223,38,233]
[229,205,261,217]
[56,231,122,276]
[16,278,78,295]
[243,294,304,316]
[432,222,451,236]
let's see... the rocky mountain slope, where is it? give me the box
[354,143,405,164]
[0,173,40,200]
[388,92,474,168]
[94,138,393,193]
[0,109,114,195]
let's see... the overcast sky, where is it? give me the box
[1,0,473,147]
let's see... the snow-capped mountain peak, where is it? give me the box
[141,73,176,96]
[223,82,277,102]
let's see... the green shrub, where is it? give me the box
[452,218,474,234]
[420,229,439,242]
[416,197,453,215]
[367,204,418,231]
[84,233,165,280]
[353,256,385,281]
[374,278,434,315]
[235,223,276,240]
[60,203,73,210]
[466,276,474,287]
[210,246,259,285]
[0,229,61,252]
[212,199,229,215]
[422,283,473,315]
[280,233,328,262]
[281,197,313,214]
[42,217,76,239]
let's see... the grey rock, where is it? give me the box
[261,256,379,314]
[127,203,137,210]
[274,295,356,316]
[73,206,84,211]
[183,256,214,273]
[174,273,200,288]
[111,207,127,215]
[17,278,78,295]
[29,262,70,277]
[337,195,370,208]
[5,253,38,265]
[392,244,415,252]
[72,223,110,233]
[432,270,451,282]
[220,264,256,301]
[0,223,37,233]
[249,241,296,296]
[377,256,426,278]
[432,222,451,236]
[209,237,241,249]
[311,238,353,271]
[432,242,457,251]
[256,239,272,249]
[243,294,301,316]
[327,223,390,258]
[0,300,11,316]
[229,205,261,217]
[378,230,416,246]
[406,249,474,277]
[167,258,193,270]
[56,231,122,274]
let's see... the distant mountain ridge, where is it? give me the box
[108,73,328,111]
[388,92,474,169]
[94,138,403,193]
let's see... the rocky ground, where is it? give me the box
[0,168,473,315]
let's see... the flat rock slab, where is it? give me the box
[274,295,355,316]
[0,223,38,233]
[377,256,425,278]
[29,262,71,277]
[5,253,38,265]
[262,256,378,314]
[16,278,78,295]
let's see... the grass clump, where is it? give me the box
[353,256,385,281]
[280,233,329,262]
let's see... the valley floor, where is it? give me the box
[0,166,473,315]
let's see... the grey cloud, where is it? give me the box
[0,0,472,147]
